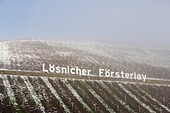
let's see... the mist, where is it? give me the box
[0,0,170,48]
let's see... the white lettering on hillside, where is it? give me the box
[42,63,147,82]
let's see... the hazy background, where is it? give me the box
[0,0,170,48]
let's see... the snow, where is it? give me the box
[98,81,136,113]
[0,93,4,101]
[0,40,170,81]
[61,79,92,112]
[136,85,170,112]
[21,76,45,113]
[41,77,70,113]
[1,75,21,112]
[118,83,156,113]
[82,81,115,113]
[0,42,10,65]
[0,74,170,112]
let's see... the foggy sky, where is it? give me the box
[0,0,170,47]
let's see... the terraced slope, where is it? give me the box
[0,40,170,113]
[0,74,170,113]
[0,40,170,79]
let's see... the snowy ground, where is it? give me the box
[0,74,170,113]
[0,40,170,79]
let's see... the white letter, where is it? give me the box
[87,69,91,76]
[81,69,87,75]
[115,72,120,78]
[70,68,75,74]
[56,67,60,73]
[142,74,147,82]
[76,67,82,75]
[42,63,48,72]
[125,73,129,79]
[99,68,104,76]
[49,64,55,73]
[121,71,125,78]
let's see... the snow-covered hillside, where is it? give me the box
[0,74,170,113]
[0,40,170,79]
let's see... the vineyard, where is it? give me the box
[0,40,170,113]
[0,74,170,113]
[1,40,170,79]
